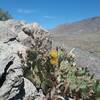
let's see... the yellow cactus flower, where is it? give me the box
[50,58,58,65]
[50,49,58,58]
[49,49,58,65]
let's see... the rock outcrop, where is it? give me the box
[0,20,51,100]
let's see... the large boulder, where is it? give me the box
[0,20,51,100]
[0,42,24,100]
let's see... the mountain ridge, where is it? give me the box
[50,16,100,34]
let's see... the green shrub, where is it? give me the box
[21,48,100,99]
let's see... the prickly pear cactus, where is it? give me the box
[58,52,100,99]
[22,47,100,100]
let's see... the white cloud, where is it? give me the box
[43,16,56,19]
[17,9,36,14]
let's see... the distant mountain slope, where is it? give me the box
[50,16,100,56]
[51,16,100,34]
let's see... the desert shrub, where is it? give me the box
[21,47,100,100]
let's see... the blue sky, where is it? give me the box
[0,0,100,29]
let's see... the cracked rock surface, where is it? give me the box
[0,20,51,100]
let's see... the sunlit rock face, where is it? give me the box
[0,20,52,100]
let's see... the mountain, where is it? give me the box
[51,16,100,34]
[50,16,100,56]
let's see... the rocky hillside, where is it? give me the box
[50,16,100,56]
[50,16,100,78]
[0,19,100,100]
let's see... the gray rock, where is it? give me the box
[23,78,37,100]
[0,27,17,43]
[0,20,51,100]
[0,42,24,100]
